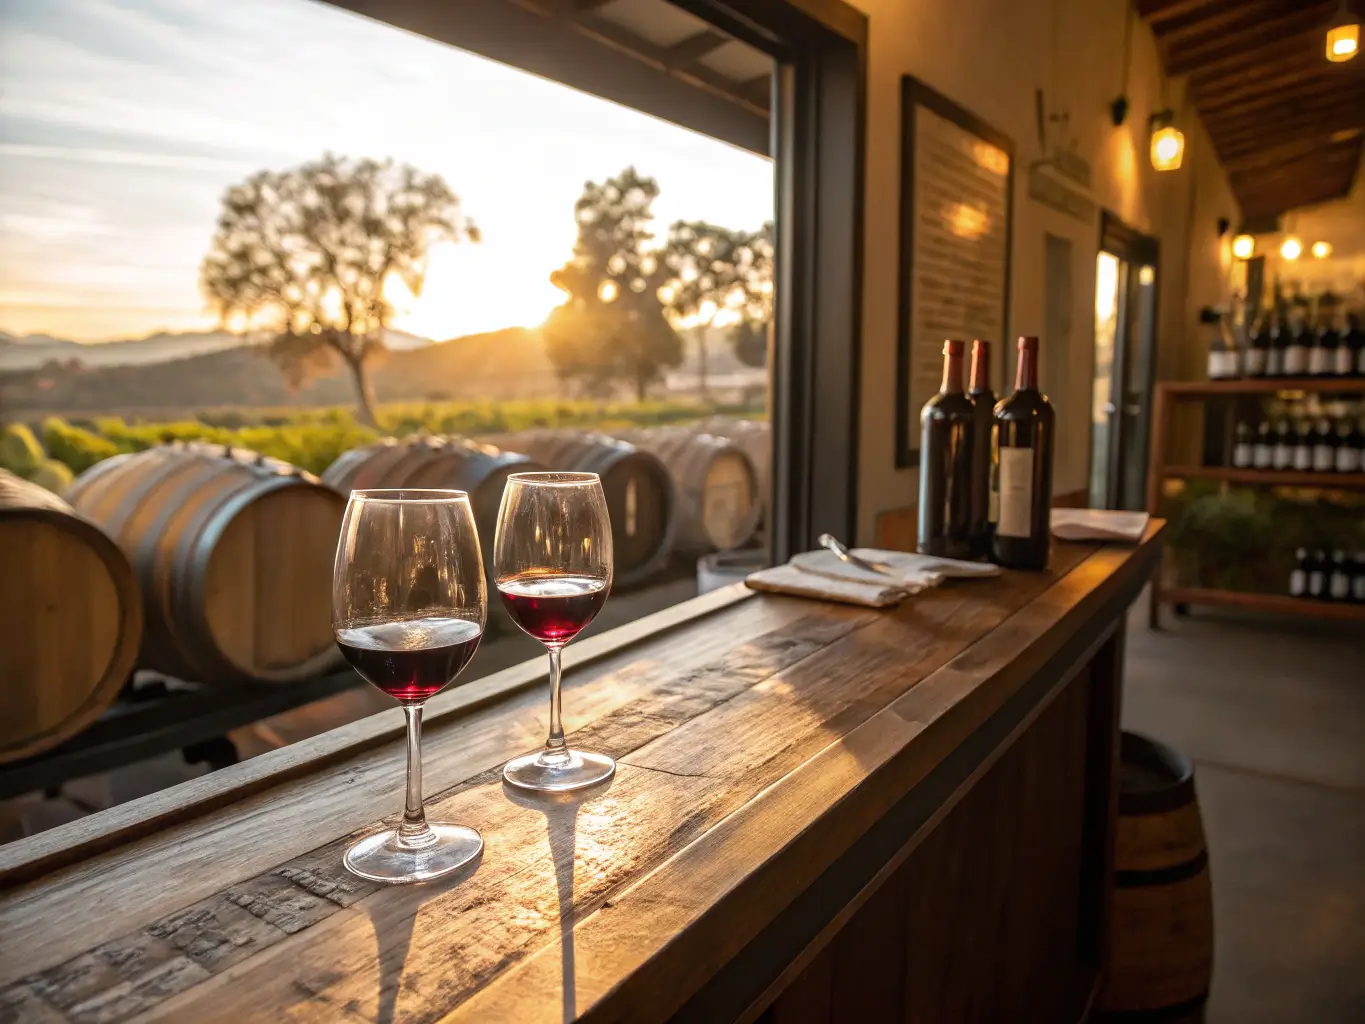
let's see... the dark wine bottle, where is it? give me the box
[917,339,976,559]
[1266,300,1287,378]
[1252,420,1273,469]
[1334,309,1357,377]
[1308,297,1337,377]
[1232,422,1252,468]
[1271,417,1293,470]
[1283,299,1310,377]
[967,339,995,557]
[990,336,1055,570]
[1337,418,1363,473]
[1308,549,1328,599]
[1292,419,1313,472]
[1289,547,1309,598]
[1353,552,1365,604]
[1328,550,1351,602]
[1346,313,1365,377]
[1245,312,1270,378]
[1312,417,1336,473]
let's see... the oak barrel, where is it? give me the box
[322,435,544,567]
[66,444,345,684]
[479,430,676,587]
[1096,732,1214,1023]
[0,469,143,763]
[613,427,760,553]
[698,416,771,506]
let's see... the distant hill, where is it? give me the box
[0,327,432,372]
[0,327,559,415]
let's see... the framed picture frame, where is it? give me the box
[896,76,1015,468]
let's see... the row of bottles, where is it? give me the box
[1232,415,1365,474]
[1288,549,1365,603]
[918,336,1055,570]
[1207,292,1365,381]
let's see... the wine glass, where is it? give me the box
[494,472,614,791]
[333,489,487,883]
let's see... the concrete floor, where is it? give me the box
[1123,598,1365,1024]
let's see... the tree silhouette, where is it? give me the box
[663,220,774,377]
[544,167,682,401]
[201,153,478,425]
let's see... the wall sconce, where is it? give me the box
[1149,110,1184,171]
[1327,2,1359,61]
[1312,241,1333,258]
[1281,237,1303,261]
[1232,234,1255,259]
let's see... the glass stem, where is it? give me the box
[545,645,566,755]
[399,704,432,846]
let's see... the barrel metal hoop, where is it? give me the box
[91,450,196,541]
[1113,848,1209,888]
[1092,992,1210,1022]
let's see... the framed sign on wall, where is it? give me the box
[896,76,1014,468]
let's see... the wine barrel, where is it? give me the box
[322,436,544,565]
[1095,732,1214,1023]
[478,430,676,587]
[67,444,345,684]
[613,427,760,553]
[698,416,771,505]
[0,470,142,763]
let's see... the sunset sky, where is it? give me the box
[0,0,774,343]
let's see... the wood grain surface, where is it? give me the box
[0,527,1162,1024]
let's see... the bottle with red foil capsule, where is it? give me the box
[917,339,975,559]
[968,339,995,557]
[990,336,1055,570]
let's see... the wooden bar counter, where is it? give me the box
[0,525,1162,1024]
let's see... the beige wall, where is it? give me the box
[849,0,1241,543]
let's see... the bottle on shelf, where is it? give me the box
[1289,548,1309,598]
[1245,308,1270,379]
[1312,417,1336,473]
[1335,419,1362,473]
[1346,312,1365,378]
[1353,552,1365,604]
[1307,549,1328,599]
[1203,307,1239,380]
[918,339,976,559]
[1292,419,1314,472]
[990,335,1055,571]
[1271,417,1293,470]
[1232,421,1253,468]
[1332,306,1355,378]
[1308,294,1338,377]
[1253,419,1274,468]
[1328,550,1352,602]
[1283,298,1310,377]
[967,339,995,558]
[1266,294,1287,378]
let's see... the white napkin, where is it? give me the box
[1050,509,1149,543]
[745,547,999,608]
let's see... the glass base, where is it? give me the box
[503,748,616,792]
[343,823,483,884]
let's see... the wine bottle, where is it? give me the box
[1328,550,1351,601]
[1289,547,1308,598]
[967,339,995,557]
[1334,309,1357,377]
[1308,296,1336,377]
[1272,417,1293,470]
[1283,299,1310,377]
[918,339,976,559]
[1338,418,1363,473]
[1353,552,1365,604]
[1246,311,1270,378]
[1292,419,1313,472]
[1346,312,1365,377]
[1203,307,1235,380]
[1232,422,1252,468]
[1253,420,1273,469]
[1312,417,1336,473]
[1308,549,1328,599]
[990,336,1055,570]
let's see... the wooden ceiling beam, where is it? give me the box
[1192,61,1361,114]
[1200,77,1359,123]
[1173,26,1327,80]
[1158,0,1333,51]
[1137,0,1226,28]
[1223,135,1361,173]
[1211,92,1365,151]
[1164,7,1338,76]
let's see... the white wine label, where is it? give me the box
[1253,445,1272,468]
[1284,346,1308,375]
[1313,446,1334,472]
[1354,575,1365,602]
[1273,446,1292,470]
[1334,348,1354,376]
[1330,572,1350,600]
[996,447,1034,539]
[1246,349,1267,375]
[1308,570,1325,596]
[1233,443,1251,468]
[1337,447,1361,473]
[1293,446,1312,471]
[1308,348,1329,375]
[1289,569,1306,597]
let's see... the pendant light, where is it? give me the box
[1150,109,1184,171]
[1327,2,1359,62]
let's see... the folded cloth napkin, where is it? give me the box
[745,547,999,608]
[1050,508,1150,543]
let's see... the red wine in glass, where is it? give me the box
[497,573,608,645]
[337,617,482,703]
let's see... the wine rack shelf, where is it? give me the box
[1162,466,1365,489]
[1146,379,1365,627]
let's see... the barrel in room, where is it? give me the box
[478,430,676,587]
[1095,731,1214,1023]
[612,426,760,553]
[0,470,143,763]
[322,435,543,565]
[66,444,345,685]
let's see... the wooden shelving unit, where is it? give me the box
[1146,376,1365,627]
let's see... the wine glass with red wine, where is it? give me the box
[494,472,614,792]
[332,489,487,883]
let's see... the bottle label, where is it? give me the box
[1313,445,1334,472]
[1273,445,1291,469]
[996,447,1034,539]
[1338,447,1361,473]
[1284,346,1307,375]
[1308,348,1329,375]
[1233,443,1251,468]
[1330,572,1350,600]
[1289,569,1306,597]
[1293,446,1312,471]
[1335,347,1354,376]
[1354,575,1365,602]
[1309,570,1325,597]
[1267,349,1284,376]
[1246,349,1267,376]
[1253,444,1272,468]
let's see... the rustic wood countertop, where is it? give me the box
[0,526,1162,1024]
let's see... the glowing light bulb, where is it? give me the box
[1280,237,1303,261]
[1327,21,1359,62]
[1311,241,1332,259]
[1232,234,1255,260]
[1151,125,1184,171]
